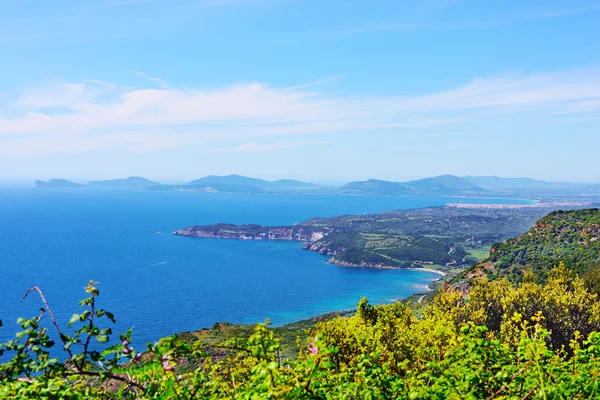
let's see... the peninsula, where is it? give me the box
[174,204,593,273]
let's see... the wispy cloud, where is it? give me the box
[280,74,346,92]
[133,71,169,89]
[556,98,600,114]
[2,68,600,156]
[17,80,116,109]
[330,6,598,37]
[207,140,331,153]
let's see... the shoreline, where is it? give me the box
[406,267,446,276]
[327,259,447,277]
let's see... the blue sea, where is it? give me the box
[0,188,529,348]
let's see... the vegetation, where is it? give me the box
[2,264,600,398]
[464,208,600,290]
[4,208,600,398]
[301,206,553,271]
[178,206,558,273]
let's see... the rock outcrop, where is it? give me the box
[173,224,329,242]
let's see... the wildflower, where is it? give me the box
[177,375,183,382]
[308,342,319,355]
[162,360,174,372]
[122,340,129,346]
[123,347,130,354]
[134,352,142,361]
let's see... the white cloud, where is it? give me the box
[133,71,169,89]
[1,68,600,156]
[207,140,331,153]
[330,5,598,37]
[557,98,600,114]
[17,80,116,109]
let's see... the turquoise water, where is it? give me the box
[0,188,528,347]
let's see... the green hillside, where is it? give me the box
[464,208,600,290]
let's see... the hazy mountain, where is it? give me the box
[342,179,410,195]
[88,176,158,188]
[270,179,320,190]
[189,174,270,188]
[463,176,559,190]
[186,175,320,193]
[34,179,85,188]
[342,175,486,195]
[463,175,592,194]
[406,174,487,193]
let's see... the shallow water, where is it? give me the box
[0,188,528,346]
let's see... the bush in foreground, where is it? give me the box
[2,265,600,399]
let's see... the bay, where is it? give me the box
[0,188,528,346]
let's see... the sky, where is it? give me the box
[0,0,599,184]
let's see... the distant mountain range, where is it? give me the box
[463,176,577,191]
[35,179,85,188]
[342,175,487,196]
[462,175,600,194]
[152,175,322,193]
[33,174,600,196]
[88,176,157,188]
[35,176,156,189]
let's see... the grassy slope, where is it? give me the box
[302,206,551,271]
[460,208,600,289]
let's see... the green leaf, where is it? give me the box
[100,328,112,335]
[96,335,109,343]
[68,314,80,327]
[16,330,28,339]
[90,350,102,362]
[105,311,116,323]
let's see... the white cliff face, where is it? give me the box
[267,228,294,240]
[173,225,330,243]
[310,232,325,241]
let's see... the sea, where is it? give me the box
[0,188,529,349]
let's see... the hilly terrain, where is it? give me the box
[342,174,487,195]
[33,174,599,198]
[88,176,157,188]
[150,174,321,193]
[174,205,561,274]
[35,177,157,189]
[464,208,600,290]
[463,175,600,198]
[463,175,559,190]
[34,179,84,188]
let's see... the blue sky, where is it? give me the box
[1,0,599,183]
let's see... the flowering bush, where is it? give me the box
[1,268,600,399]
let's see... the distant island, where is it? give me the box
[34,176,156,189]
[88,176,158,188]
[148,174,322,194]
[34,179,85,188]
[341,174,487,196]
[34,174,600,198]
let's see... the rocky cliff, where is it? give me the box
[173,223,328,242]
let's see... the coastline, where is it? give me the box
[407,267,446,276]
[327,258,447,277]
